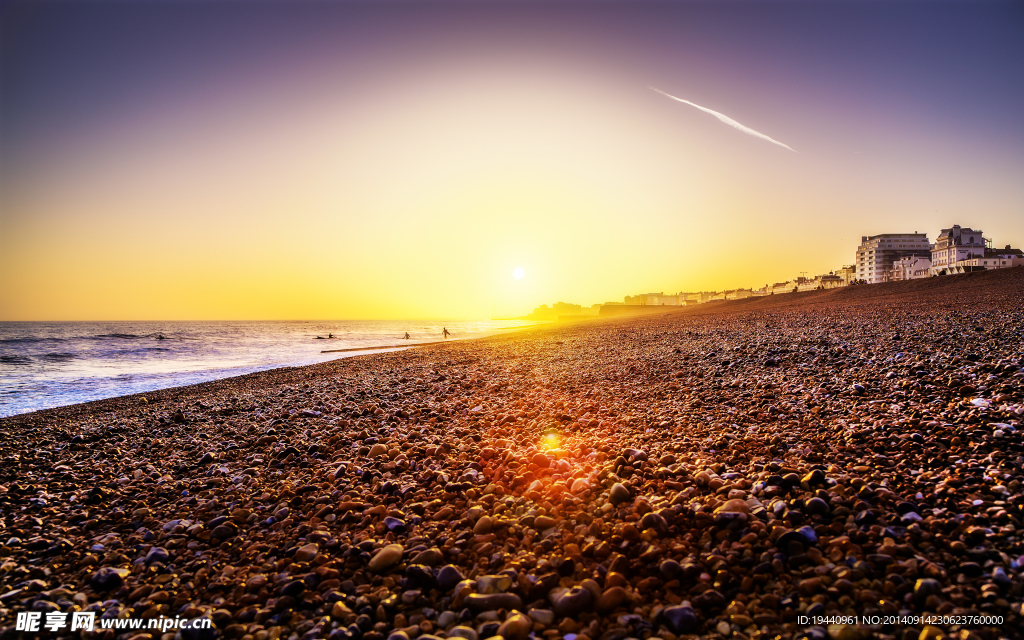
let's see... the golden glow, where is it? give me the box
[3,17,1021,322]
[540,432,561,451]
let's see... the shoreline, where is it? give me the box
[320,323,549,354]
[0,322,549,420]
[1,267,1022,639]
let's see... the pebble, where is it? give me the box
[464,593,523,612]
[90,567,130,592]
[497,612,532,640]
[368,543,404,573]
[551,586,593,617]
[294,542,319,562]
[448,626,478,640]
[436,564,466,591]
[608,482,631,505]
[596,586,627,612]
[661,605,698,633]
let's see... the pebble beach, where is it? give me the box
[2,268,1022,640]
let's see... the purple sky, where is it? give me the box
[2,1,1022,319]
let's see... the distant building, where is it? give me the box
[930,225,986,275]
[986,245,1024,260]
[624,292,683,305]
[818,274,845,289]
[891,256,932,281]
[944,245,1024,274]
[727,289,755,299]
[526,301,585,320]
[855,232,931,283]
[680,291,716,303]
[835,265,856,285]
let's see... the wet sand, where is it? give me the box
[1,267,1022,640]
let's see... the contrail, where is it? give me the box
[650,86,796,152]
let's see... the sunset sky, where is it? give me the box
[2,1,1022,320]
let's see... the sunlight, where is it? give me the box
[539,432,560,451]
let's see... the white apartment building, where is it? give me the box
[930,225,986,275]
[891,256,932,281]
[947,255,1023,273]
[855,233,931,283]
[624,293,683,305]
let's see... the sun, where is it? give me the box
[512,267,525,280]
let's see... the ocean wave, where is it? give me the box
[41,352,77,361]
[0,355,33,364]
[0,336,67,344]
[95,333,147,339]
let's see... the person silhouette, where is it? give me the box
[404,332,411,339]
[443,328,450,339]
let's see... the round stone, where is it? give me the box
[368,544,404,573]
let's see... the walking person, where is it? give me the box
[443,327,450,339]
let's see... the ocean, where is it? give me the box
[0,319,540,417]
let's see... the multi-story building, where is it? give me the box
[891,256,932,281]
[943,245,1024,274]
[986,245,1023,261]
[855,233,932,283]
[835,265,856,285]
[930,225,986,275]
[624,292,683,305]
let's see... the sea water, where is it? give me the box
[0,319,540,417]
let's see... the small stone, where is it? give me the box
[551,586,593,617]
[914,578,942,604]
[294,543,319,562]
[497,612,532,640]
[368,544,404,573]
[437,565,466,590]
[639,511,667,531]
[369,443,388,457]
[802,469,826,485]
[534,515,556,529]
[448,626,478,640]
[144,547,169,564]
[474,516,494,534]
[476,574,513,594]
[437,611,458,629]
[464,593,523,612]
[280,579,305,596]
[411,548,444,566]
[331,601,353,619]
[596,586,627,612]
[609,483,631,505]
[804,497,829,514]
[661,605,697,634]
[919,626,945,640]
[91,567,130,592]
[659,559,683,580]
[714,499,749,514]
[383,516,406,532]
[527,608,555,626]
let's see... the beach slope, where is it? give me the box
[2,268,1022,639]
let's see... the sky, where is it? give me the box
[1,0,1022,321]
